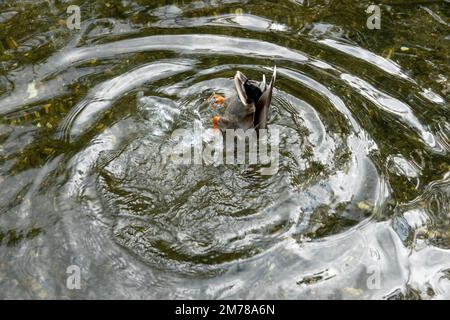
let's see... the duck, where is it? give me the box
[209,66,277,132]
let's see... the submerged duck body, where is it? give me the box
[210,66,277,132]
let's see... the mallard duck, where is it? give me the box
[209,66,277,132]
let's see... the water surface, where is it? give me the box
[0,0,449,299]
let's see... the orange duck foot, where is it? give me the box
[209,93,225,129]
[210,93,224,105]
[212,115,220,129]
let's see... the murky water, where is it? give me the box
[0,0,449,299]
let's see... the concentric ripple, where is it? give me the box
[0,0,449,299]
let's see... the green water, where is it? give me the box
[0,0,449,299]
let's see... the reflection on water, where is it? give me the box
[0,0,449,299]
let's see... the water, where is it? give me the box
[0,0,449,299]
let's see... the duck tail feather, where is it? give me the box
[260,74,267,91]
[234,71,249,105]
[254,66,277,130]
